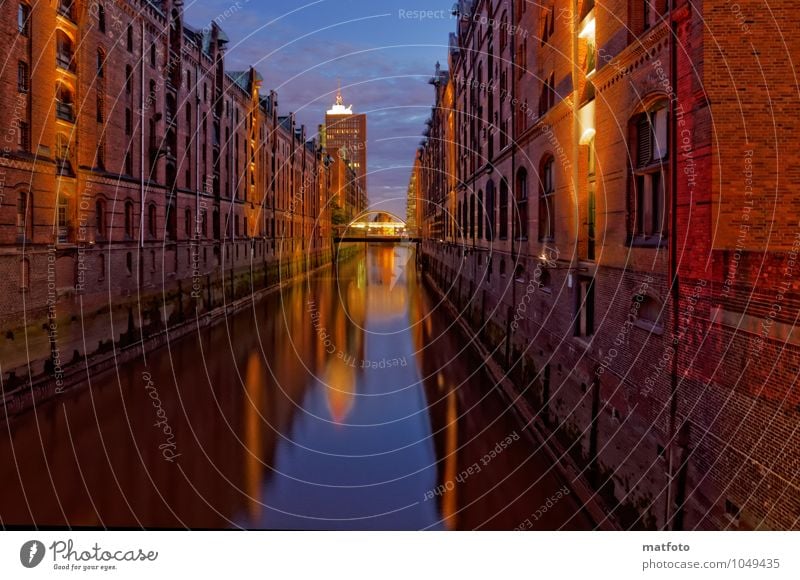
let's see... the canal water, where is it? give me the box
[0,244,592,530]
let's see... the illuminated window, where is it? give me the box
[56,31,75,72]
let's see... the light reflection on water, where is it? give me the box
[0,244,592,530]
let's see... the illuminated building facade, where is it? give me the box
[0,0,332,395]
[325,86,367,219]
[416,0,800,530]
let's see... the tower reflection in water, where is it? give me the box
[0,244,592,530]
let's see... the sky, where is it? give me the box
[183,0,458,218]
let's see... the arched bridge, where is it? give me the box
[333,211,420,242]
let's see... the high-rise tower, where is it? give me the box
[325,83,367,215]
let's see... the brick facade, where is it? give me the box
[0,0,333,394]
[417,0,800,529]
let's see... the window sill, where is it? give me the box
[627,234,667,248]
[634,319,664,336]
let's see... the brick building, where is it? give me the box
[417,0,800,529]
[0,0,333,396]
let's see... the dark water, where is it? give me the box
[0,244,592,530]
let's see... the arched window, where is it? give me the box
[499,179,509,239]
[56,31,75,72]
[124,200,134,238]
[58,0,75,21]
[538,157,555,241]
[17,191,32,241]
[515,167,528,241]
[166,202,177,241]
[485,179,495,241]
[55,82,74,122]
[629,99,669,241]
[148,203,157,238]
[477,191,484,239]
[469,193,475,239]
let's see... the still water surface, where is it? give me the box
[0,244,592,529]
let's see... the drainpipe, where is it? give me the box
[571,0,580,269]
[508,0,517,370]
[666,0,682,530]
[139,20,146,288]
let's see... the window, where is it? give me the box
[124,151,133,176]
[499,179,509,239]
[126,252,133,275]
[469,193,475,239]
[538,73,555,116]
[17,191,31,240]
[56,31,75,72]
[515,168,528,240]
[17,61,29,93]
[541,6,555,44]
[125,65,133,94]
[57,198,68,243]
[96,89,104,123]
[95,200,105,237]
[150,43,156,67]
[98,254,105,280]
[97,49,105,77]
[127,25,134,52]
[485,179,495,241]
[539,157,555,241]
[148,203,157,238]
[630,101,668,240]
[96,139,105,169]
[125,108,132,135]
[97,4,105,32]
[18,3,30,36]
[184,208,192,237]
[499,12,508,53]
[477,191,484,239]
[18,121,30,151]
[124,200,134,238]
[58,0,75,21]
[55,132,73,175]
[56,81,74,120]
[575,277,595,337]
[635,293,663,331]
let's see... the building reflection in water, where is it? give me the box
[0,244,593,529]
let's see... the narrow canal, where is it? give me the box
[0,244,592,530]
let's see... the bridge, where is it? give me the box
[333,211,420,242]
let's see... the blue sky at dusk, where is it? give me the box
[183,0,457,217]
